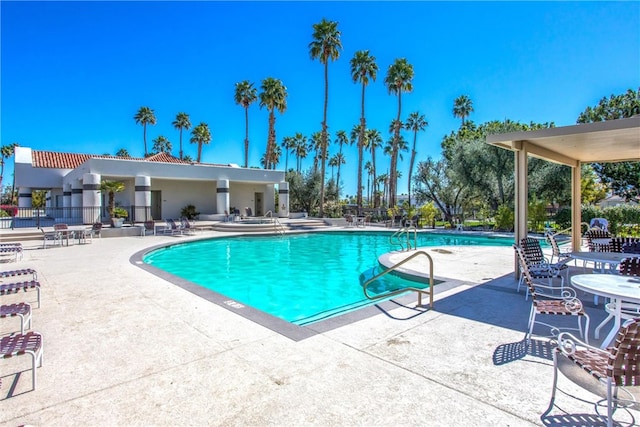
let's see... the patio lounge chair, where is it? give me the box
[514,244,589,345]
[544,318,640,427]
[1,302,32,334]
[0,268,38,281]
[0,280,41,308]
[163,218,183,235]
[180,217,197,235]
[0,331,43,390]
[0,244,23,262]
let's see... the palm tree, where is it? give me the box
[100,180,125,225]
[259,77,288,170]
[384,58,414,207]
[152,136,172,155]
[309,131,324,172]
[0,143,17,190]
[309,18,342,217]
[453,95,474,127]
[366,129,382,207]
[334,130,348,198]
[281,136,296,172]
[293,133,308,172]
[364,161,373,206]
[405,112,428,207]
[234,81,258,167]
[190,122,212,163]
[115,148,130,157]
[134,106,157,157]
[172,112,191,160]
[350,49,378,210]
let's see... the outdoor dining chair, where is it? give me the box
[514,244,589,345]
[544,318,640,427]
[517,238,569,297]
[1,302,32,334]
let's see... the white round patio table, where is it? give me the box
[570,274,640,348]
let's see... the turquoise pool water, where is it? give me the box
[143,231,514,325]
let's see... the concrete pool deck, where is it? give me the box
[1,227,638,426]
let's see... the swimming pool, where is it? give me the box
[143,231,514,326]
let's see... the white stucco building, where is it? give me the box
[14,147,289,224]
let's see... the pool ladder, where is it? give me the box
[362,250,434,309]
[264,211,286,236]
[390,226,418,251]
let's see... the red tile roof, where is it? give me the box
[32,150,191,169]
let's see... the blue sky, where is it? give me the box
[2,1,639,198]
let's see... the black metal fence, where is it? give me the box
[0,206,152,229]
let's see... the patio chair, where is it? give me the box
[142,220,156,236]
[245,207,253,217]
[0,331,43,390]
[180,217,197,235]
[41,228,62,249]
[622,241,640,254]
[608,237,640,253]
[584,228,612,252]
[345,214,354,228]
[1,302,32,334]
[0,268,37,281]
[518,238,569,296]
[90,222,103,239]
[514,244,589,345]
[0,244,22,262]
[545,232,572,265]
[163,218,183,235]
[0,280,41,308]
[544,318,640,427]
[589,217,609,232]
[594,257,640,340]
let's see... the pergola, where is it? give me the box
[486,115,640,254]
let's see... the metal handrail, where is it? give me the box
[390,226,418,251]
[273,217,285,235]
[362,250,434,308]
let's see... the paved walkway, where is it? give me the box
[1,228,638,426]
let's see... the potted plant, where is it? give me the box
[100,180,126,227]
[112,206,128,228]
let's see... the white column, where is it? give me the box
[18,187,32,208]
[571,163,582,252]
[71,180,83,221]
[217,179,229,214]
[135,175,151,222]
[278,181,289,218]
[514,142,528,277]
[82,173,101,224]
[63,183,72,219]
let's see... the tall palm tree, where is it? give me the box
[259,77,288,170]
[350,49,378,210]
[0,143,17,190]
[190,122,212,163]
[366,129,382,207]
[364,161,373,206]
[405,112,428,207]
[309,18,342,217]
[329,152,346,185]
[234,80,258,167]
[384,58,414,207]
[152,136,172,155]
[334,130,348,198]
[172,112,191,160]
[453,95,474,127]
[293,133,308,172]
[309,131,324,172]
[134,106,157,157]
[281,136,296,172]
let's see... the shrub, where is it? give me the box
[0,205,17,217]
[494,204,514,231]
[180,204,200,220]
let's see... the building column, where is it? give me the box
[278,182,289,218]
[83,173,101,224]
[18,187,32,208]
[71,180,83,221]
[216,179,229,214]
[63,183,72,219]
[135,175,151,222]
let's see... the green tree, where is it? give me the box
[350,49,378,209]
[234,80,258,167]
[190,123,212,163]
[172,112,191,160]
[577,88,640,201]
[259,77,288,170]
[413,157,467,226]
[281,136,296,172]
[366,129,382,207]
[115,148,130,157]
[309,18,342,217]
[100,180,125,223]
[286,169,321,215]
[293,133,308,173]
[453,95,474,127]
[152,136,172,155]
[0,143,18,190]
[384,58,414,208]
[405,112,428,207]
[134,106,156,157]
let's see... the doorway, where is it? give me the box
[151,191,162,220]
[254,192,263,216]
